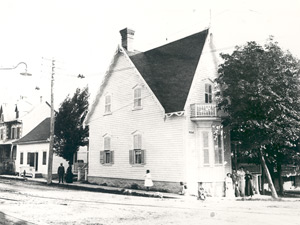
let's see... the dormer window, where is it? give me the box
[134,87,142,109]
[205,84,212,103]
[104,95,112,114]
[10,125,21,139]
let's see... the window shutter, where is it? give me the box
[111,151,114,164]
[141,150,146,165]
[100,151,104,164]
[129,150,133,164]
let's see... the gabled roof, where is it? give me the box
[129,29,209,113]
[15,117,50,144]
[85,28,209,124]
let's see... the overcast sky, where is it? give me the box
[0,0,299,108]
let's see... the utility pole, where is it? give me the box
[47,59,55,184]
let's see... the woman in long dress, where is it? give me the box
[225,173,235,197]
[144,169,153,191]
[245,171,254,197]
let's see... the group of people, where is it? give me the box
[57,163,74,184]
[225,166,255,197]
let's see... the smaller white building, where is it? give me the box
[14,118,68,178]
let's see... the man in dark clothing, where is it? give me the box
[57,163,65,184]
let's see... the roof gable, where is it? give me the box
[129,29,209,113]
[15,117,50,144]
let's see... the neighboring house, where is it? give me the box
[85,28,232,196]
[14,118,68,178]
[0,100,51,174]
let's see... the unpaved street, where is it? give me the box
[0,179,300,225]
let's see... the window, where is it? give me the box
[11,127,16,139]
[0,128,4,140]
[214,134,223,165]
[100,137,114,164]
[129,134,145,165]
[43,152,47,165]
[134,88,142,109]
[10,125,21,139]
[20,152,24,164]
[27,153,35,167]
[205,84,212,103]
[202,132,210,166]
[16,127,21,139]
[104,95,111,114]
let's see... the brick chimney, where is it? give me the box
[119,28,135,52]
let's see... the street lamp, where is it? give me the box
[0,62,32,76]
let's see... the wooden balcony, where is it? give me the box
[190,103,219,121]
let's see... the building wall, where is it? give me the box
[183,32,231,196]
[15,142,68,177]
[88,51,185,187]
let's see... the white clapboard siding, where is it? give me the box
[88,52,185,182]
[15,143,68,176]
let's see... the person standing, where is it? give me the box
[237,167,246,197]
[144,169,153,191]
[245,170,254,197]
[231,169,239,197]
[225,173,235,197]
[57,163,65,184]
[65,164,74,183]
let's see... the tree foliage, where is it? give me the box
[54,87,89,164]
[216,38,300,196]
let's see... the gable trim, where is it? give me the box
[85,46,122,124]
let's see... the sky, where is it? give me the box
[0,0,300,108]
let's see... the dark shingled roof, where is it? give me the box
[129,29,209,113]
[16,118,50,144]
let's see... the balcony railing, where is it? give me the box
[190,103,217,118]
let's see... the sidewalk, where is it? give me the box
[0,174,180,199]
[1,174,294,201]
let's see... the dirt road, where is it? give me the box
[0,179,300,225]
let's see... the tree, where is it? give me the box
[216,38,300,198]
[54,87,89,164]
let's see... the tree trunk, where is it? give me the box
[277,162,284,196]
[259,148,278,199]
[261,165,265,195]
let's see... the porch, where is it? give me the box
[190,104,221,121]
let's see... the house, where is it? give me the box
[0,99,51,174]
[14,117,68,178]
[85,28,232,196]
